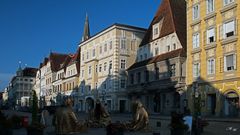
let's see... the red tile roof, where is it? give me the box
[140,0,186,50]
[49,52,70,72]
[128,48,186,70]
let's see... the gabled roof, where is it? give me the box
[49,52,70,72]
[128,48,186,71]
[67,47,81,74]
[140,0,186,50]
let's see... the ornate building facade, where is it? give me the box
[186,0,240,117]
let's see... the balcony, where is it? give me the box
[127,76,185,93]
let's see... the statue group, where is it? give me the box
[53,98,149,135]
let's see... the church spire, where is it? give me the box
[82,13,90,42]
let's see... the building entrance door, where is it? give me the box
[224,91,239,117]
[207,94,216,115]
[119,100,126,113]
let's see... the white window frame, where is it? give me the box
[88,66,91,75]
[223,20,236,39]
[207,0,214,14]
[207,28,215,44]
[193,63,200,78]
[120,39,126,49]
[224,53,236,72]
[120,59,126,69]
[207,58,215,75]
[224,0,234,6]
[92,48,95,57]
[192,4,200,20]
[193,33,200,49]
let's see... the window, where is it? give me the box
[132,33,136,40]
[193,4,200,20]
[167,45,170,52]
[170,64,176,77]
[100,46,102,54]
[104,44,107,52]
[207,0,214,14]
[173,43,176,50]
[120,60,126,69]
[86,51,89,59]
[144,53,147,59]
[109,61,112,70]
[99,64,102,72]
[109,41,112,50]
[121,30,126,38]
[104,62,107,71]
[193,63,200,77]
[224,54,236,71]
[88,66,91,75]
[137,72,141,83]
[145,70,149,82]
[81,70,84,77]
[120,78,126,88]
[92,48,95,57]
[223,20,236,39]
[224,0,234,6]
[207,28,215,44]
[193,33,200,48]
[103,83,107,89]
[130,74,134,84]
[154,28,159,35]
[121,39,126,49]
[155,47,159,55]
[82,54,84,61]
[207,58,215,74]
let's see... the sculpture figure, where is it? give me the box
[53,98,87,135]
[88,99,111,127]
[125,99,149,131]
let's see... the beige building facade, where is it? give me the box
[78,24,146,112]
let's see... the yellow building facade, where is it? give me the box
[187,0,240,117]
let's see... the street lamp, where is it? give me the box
[102,90,106,103]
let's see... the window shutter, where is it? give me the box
[235,19,238,35]
[213,59,216,74]
[219,57,223,73]
[224,56,227,72]
[233,54,236,70]
[219,25,223,40]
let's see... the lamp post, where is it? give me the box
[102,90,106,103]
[193,80,202,135]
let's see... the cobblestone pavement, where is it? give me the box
[4,110,240,135]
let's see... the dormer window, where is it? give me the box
[152,18,164,40]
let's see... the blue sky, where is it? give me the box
[0,0,161,90]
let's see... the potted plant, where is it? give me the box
[169,112,188,135]
[27,90,45,135]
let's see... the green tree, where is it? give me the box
[31,90,38,124]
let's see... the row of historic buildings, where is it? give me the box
[2,0,239,117]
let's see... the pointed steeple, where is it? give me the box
[82,13,90,42]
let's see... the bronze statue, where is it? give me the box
[53,98,87,135]
[125,100,149,131]
[88,99,111,128]
[106,99,149,134]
